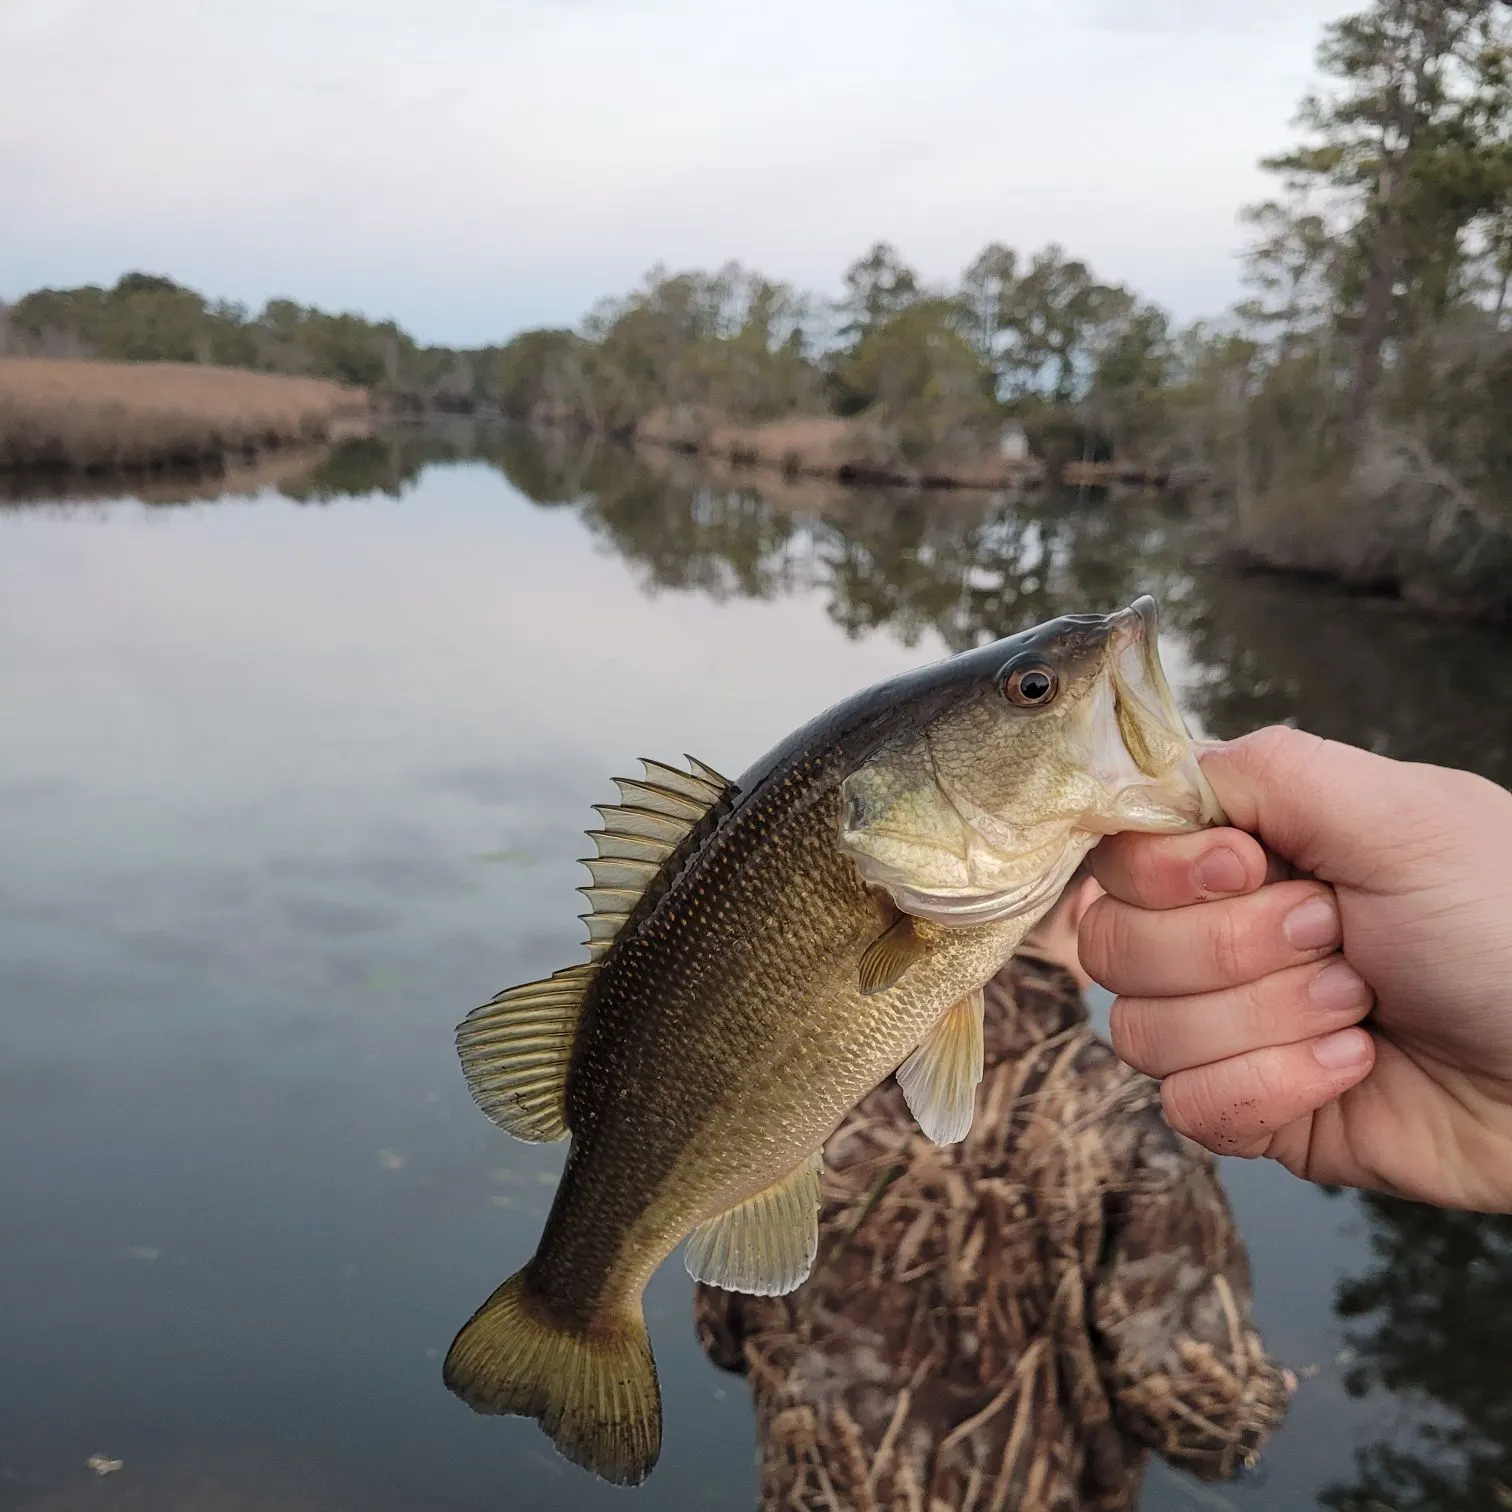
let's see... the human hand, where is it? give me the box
[1079,725,1512,1212]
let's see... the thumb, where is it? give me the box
[1198,726,1418,887]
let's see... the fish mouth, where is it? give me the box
[1110,596,1184,770]
[1081,597,1226,834]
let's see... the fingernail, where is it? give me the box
[1194,846,1247,896]
[1312,1028,1371,1070]
[1309,960,1370,1013]
[1284,896,1340,952]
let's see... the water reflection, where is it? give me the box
[487,424,1512,782]
[1323,1201,1512,1512]
[475,424,1512,1512]
[278,423,569,507]
[493,424,1194,651]
[5,423,1511,1511]
[1177,573,1512,789]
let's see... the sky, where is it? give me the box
[0,0,1356,347]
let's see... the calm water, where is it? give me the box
[4,428,1511,1512]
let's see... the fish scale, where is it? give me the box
[442,596,1224,1487]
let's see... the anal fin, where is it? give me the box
[896,987,985,1145]
[684,1151,824,1296]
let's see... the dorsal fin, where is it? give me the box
[578,755,733,962]
[457,964,598,1142]
[457,756,734,1144]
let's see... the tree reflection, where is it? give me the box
[1320,1199,1512,1512]
[486,431,1512,1512]
[1172,570,1512,789]
[277,422,539,503]
[491,424,1192,648]
[11,420,1512,1505]
[573,461,808,602]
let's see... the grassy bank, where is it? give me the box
[633,409,1185,492]
[1224,456,1512,622]
[634,408,1047,490]
[1207,327,1512,624]
[0,358,369,475]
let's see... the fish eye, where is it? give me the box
[1002,663,1058,708]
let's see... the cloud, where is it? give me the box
[1073,0,1346,34]
[0,0,1357,339]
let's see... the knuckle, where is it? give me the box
[1289,733,1337,788]
[1240,964,1302,1038]
[1109,997,1161,1075]
[1078,896,1124,986]
[1243,725,1314,787]
[1126,837,1172,905]
[1241,1048,1295,1112]
[1208,905,1252,985]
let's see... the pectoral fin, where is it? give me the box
[684,1150,825,1296]
[858,914,932,996]
[896,987,985,1145]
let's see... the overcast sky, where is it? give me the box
[0,0,1353,346]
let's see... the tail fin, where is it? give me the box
[442,1270,662,1486]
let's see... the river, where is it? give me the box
[3,425,1510,1511]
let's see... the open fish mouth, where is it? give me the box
[1082,596,1226,834]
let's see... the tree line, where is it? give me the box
[0,272,482,413]
[0,244,1171,467]
[4,0,1511,604]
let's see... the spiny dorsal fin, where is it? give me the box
[684,1150,825,1296]
[456,964,597,1143]
[896,986,986,1146]
[578,755,733,962]
[456,757,733,1144]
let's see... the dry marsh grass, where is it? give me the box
[0,358,370,474]
[636,406,1048,489]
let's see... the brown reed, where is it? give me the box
[0,358,369,475]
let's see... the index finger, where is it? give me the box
[1090,827,1270,910]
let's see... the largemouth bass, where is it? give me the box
[444,596,1222,1485]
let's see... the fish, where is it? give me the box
[442,595,1223,1485]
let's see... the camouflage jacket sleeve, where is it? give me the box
[692,1280,751,1375]
[1087,1097,1292,1483]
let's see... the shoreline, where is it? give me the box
[5,386,1502,627]
[631,409,1184,492]
[0,357,371,477]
